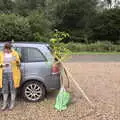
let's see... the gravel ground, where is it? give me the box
[0,62,120,120]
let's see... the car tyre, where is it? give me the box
[22,81,46,102]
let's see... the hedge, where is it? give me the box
[65,41,120,52]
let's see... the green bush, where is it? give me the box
[0,12,52,42]
[66,41,120,52]
[27,11,52,42]
[0,13,33,42]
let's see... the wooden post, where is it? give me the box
[61,62,95,108]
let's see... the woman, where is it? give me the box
[0,42,21,110]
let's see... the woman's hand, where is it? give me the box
[0,64,3,68]
[0,64,9,68]
[16,61,19,65]
[5,64,9,67]
[16,61,20,67]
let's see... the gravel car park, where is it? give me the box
[0,61,120,120]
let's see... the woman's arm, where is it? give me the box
[0,52,3,68]
[15,51,21,67]
[12,49,21,67]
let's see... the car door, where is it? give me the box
[14,47,25,83]
[22,47,51,82]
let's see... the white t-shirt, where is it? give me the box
[4,53,13,72]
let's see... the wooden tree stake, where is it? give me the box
[61,62,95,109]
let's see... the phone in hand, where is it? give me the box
[5,64,10,67]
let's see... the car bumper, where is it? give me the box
[44,73,60,91]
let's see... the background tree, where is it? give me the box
[103,0,120,8]
[0,0,119,44]
[0,14,33,41]
[0,0,15,13]
[90,8,120,43]
[27,10,52,42]
[105,0,112,8]
[56,0,98,43]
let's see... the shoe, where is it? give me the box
[9,93,16,110]
[1,102,7,110]
[9,100,15,110]
[1,94,8,111]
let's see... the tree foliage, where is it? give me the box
[0,14,32,41]
[27,11,52,42]
[56,0,98,43]
[0,12,52,42]
[90,8,120,43]
[50,30,71,61]
[0,0,119,43]
[0,0,15,13]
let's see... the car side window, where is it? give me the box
[23,47,46,62]
[14,47,24,62]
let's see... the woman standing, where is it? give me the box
[0,42,21,110]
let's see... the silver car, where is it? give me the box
[0,42,60,102]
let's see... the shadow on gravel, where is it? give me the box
[0,90,59,103]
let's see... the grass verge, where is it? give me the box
[70,52,120,55]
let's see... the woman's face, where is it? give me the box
[4,48,11,53]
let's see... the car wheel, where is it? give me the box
[22,81,45,102]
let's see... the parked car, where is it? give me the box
[0,42,60,102]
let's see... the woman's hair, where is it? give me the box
[4,42,12,50]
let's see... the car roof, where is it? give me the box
[0,42,49,47]
[0,42,53,61]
